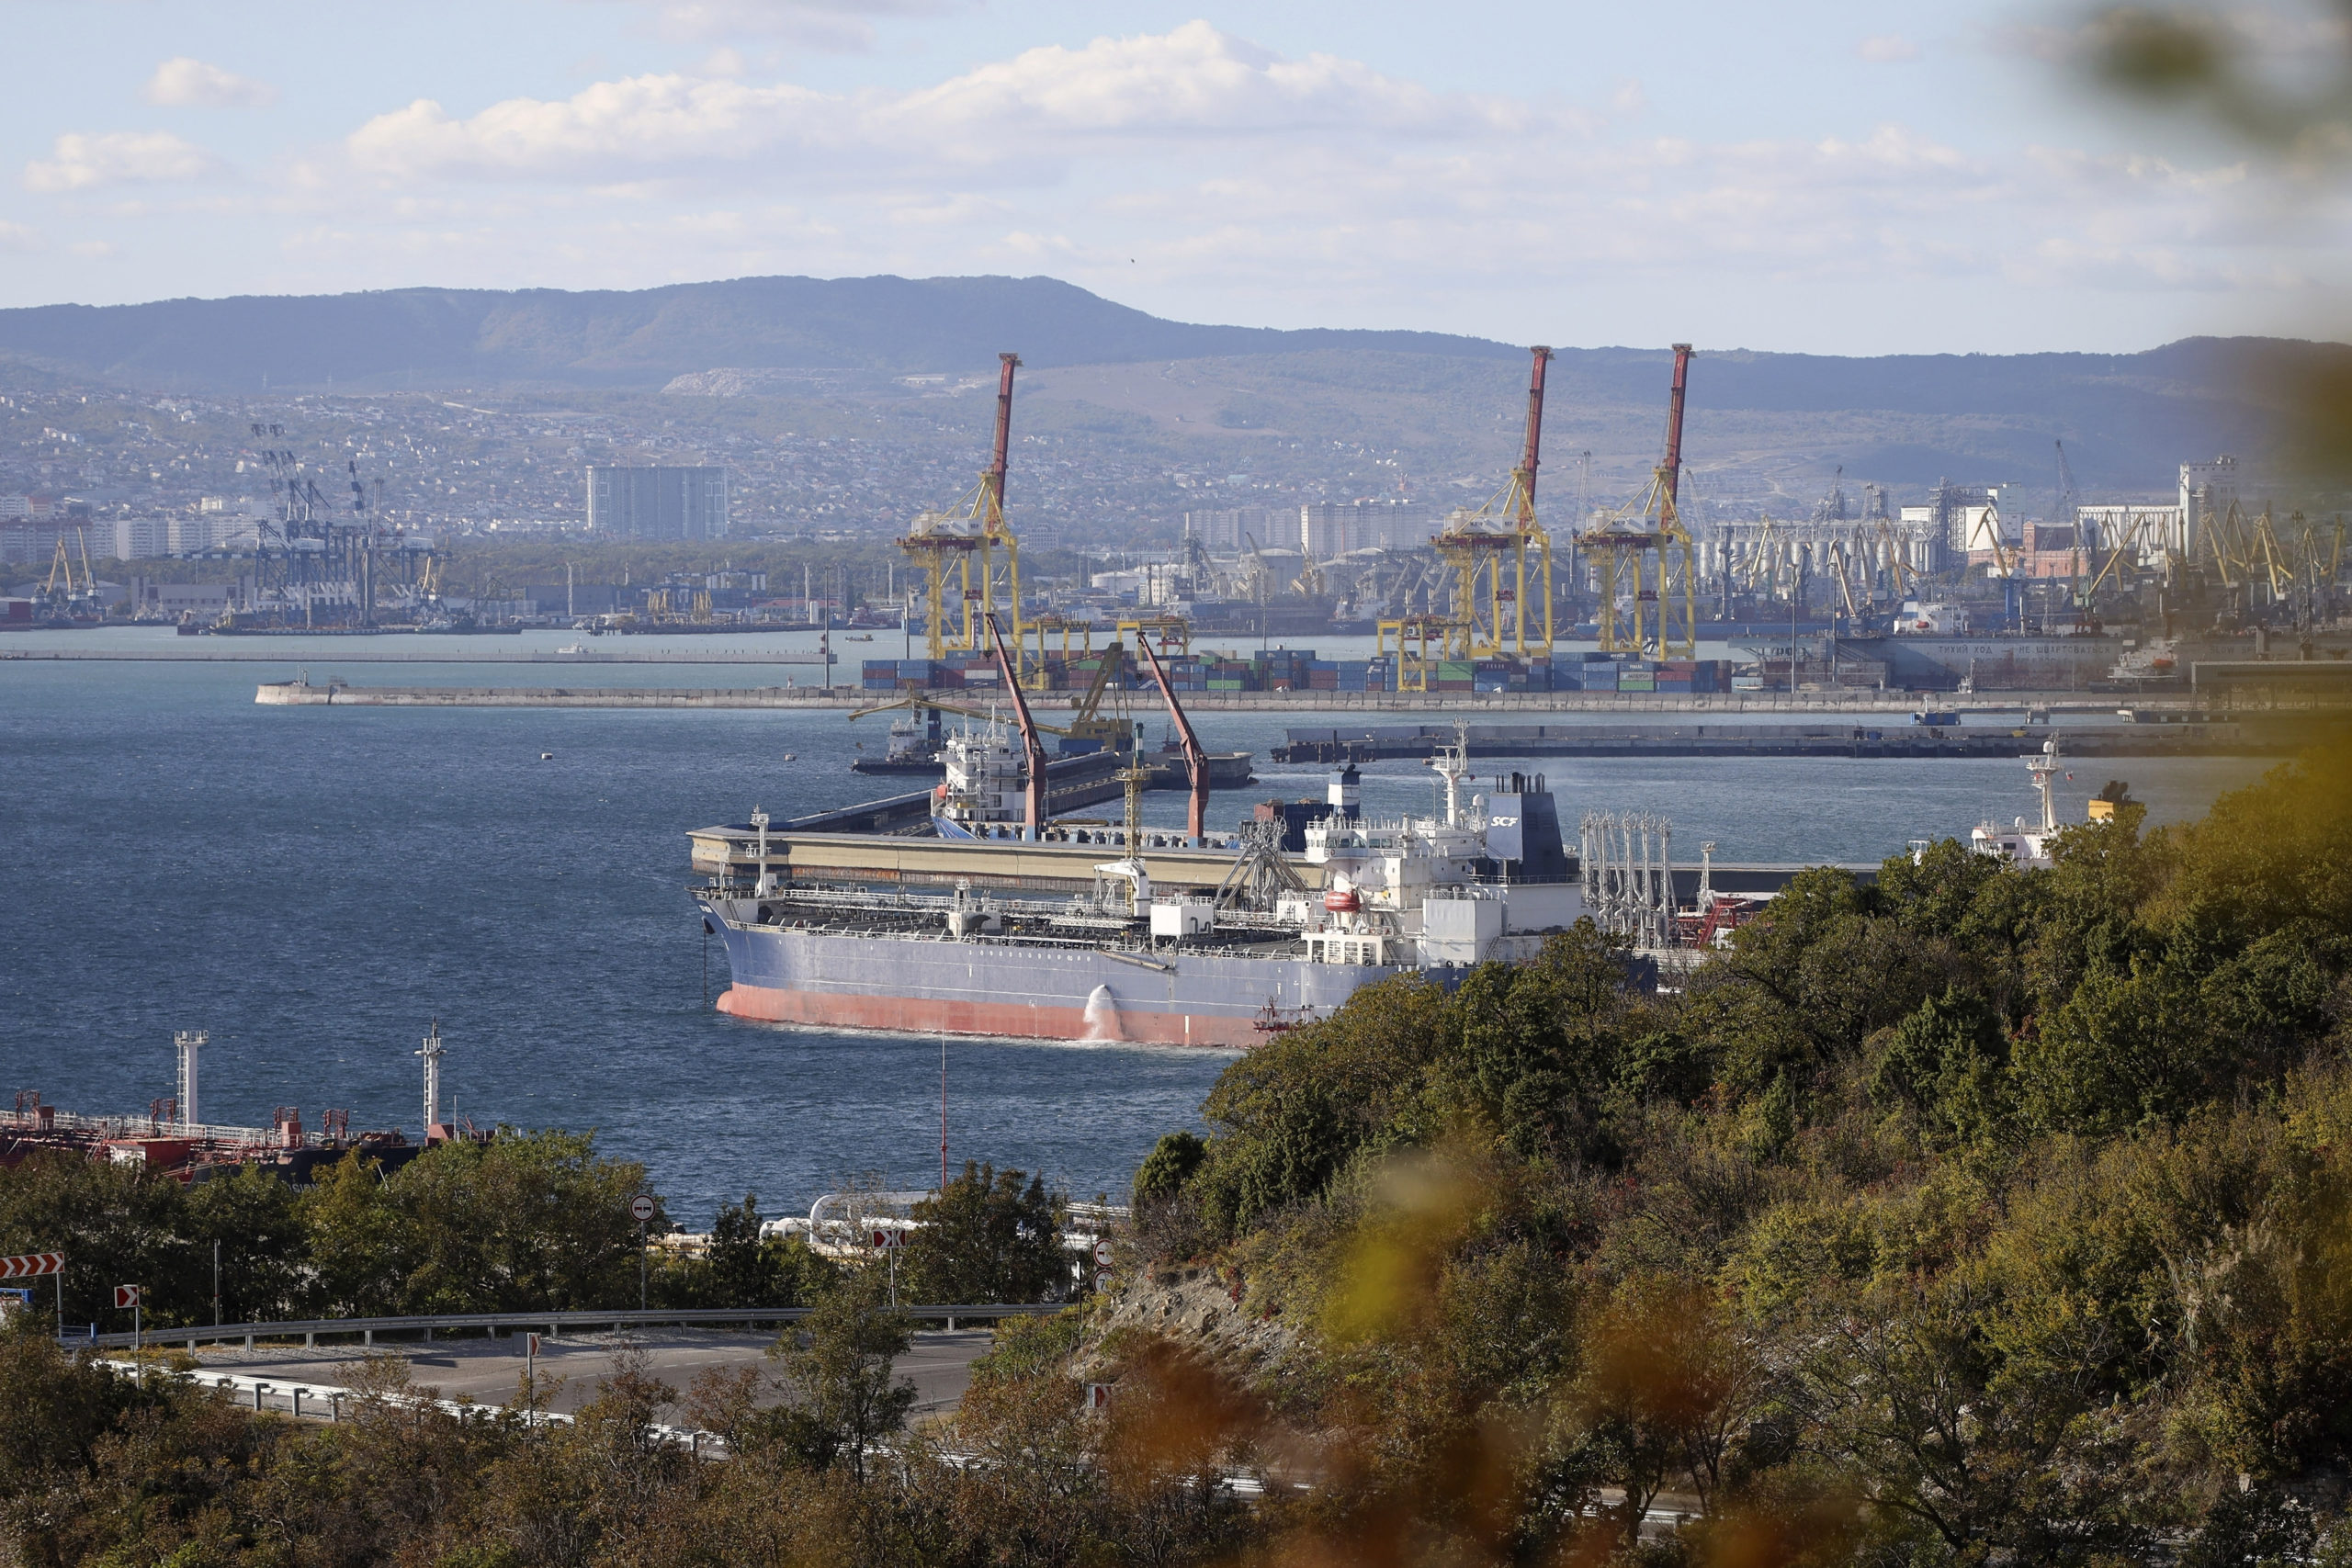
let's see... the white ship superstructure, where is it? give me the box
[1972,739,2064,867]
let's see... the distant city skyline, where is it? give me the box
[3,1,2348,355]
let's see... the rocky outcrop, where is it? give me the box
[1093,1264,1300,1377]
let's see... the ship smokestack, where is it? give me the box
[1328,764,1360,819]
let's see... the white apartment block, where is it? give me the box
[1299,500,1430,558]
[108,517,173,560]
[1181,506,1283,552]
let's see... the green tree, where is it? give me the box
[298,1149,407,1317]
[903,1161,1067,1305]
[0,1152,196,1328]
[186,1164,310,1325]
[1133,1131,1205,1209]
[688,1191,838,1308]
[768,1267,917,1483]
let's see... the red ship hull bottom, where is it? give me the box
[717,983,1262,1049]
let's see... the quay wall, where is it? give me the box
[253,682,2273,716]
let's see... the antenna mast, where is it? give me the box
[174,1030,205,1130]
[417,1020,446,1137]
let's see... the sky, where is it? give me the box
[3,0,2349,355]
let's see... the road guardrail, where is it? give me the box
[74,1302,1065,1352]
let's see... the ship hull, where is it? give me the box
[707,919,1396,1049]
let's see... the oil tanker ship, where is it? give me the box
[696,742,1589,1047]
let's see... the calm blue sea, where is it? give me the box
[0,629,2272,1224]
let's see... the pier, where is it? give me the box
[253,679,2266,717]
[252,680,2334,755]
[1270,717,2300,762]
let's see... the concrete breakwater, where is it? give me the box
[9,649,834,665]
[252,679,2230,716]
[257,681,856,708]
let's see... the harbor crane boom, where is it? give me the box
[1135,637,1210,846]
[1661,343,1691,512]
[986,614,1050,840]
[1575,344,1698,657]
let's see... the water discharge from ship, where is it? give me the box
[1081,985,1121,1043]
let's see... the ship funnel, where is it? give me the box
[1328,764,1361,818]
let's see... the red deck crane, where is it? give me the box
[986,613,1050,839]
[1135,637,1210,846]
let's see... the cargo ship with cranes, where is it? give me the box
[686,344,1812,1046]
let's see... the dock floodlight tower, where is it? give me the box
[899,354,1024,670]
[1426,345,1555,664]
[417,1019,447,1137]
[1576,344,1699,659]
[174,1030,205,1130]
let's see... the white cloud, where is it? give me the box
[0,220,40,253]
[144,57,279,109]
[184,22,2352,344]
[23,132,223,193]
[1858,34,1920,63]
[346,23,1520,182]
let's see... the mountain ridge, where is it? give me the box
[0,274,2340,495]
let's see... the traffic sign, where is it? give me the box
[1092,1239,1114,1267]
[0,1288,29,1317]
[0,1251,62,1280]
[870,1227,906,1249]
[1086,1382,1114,1411]
[630,1195,656,1224]
[1095,1270,1113,1293]
[113,1284,141,1309]
[526,1333,542,1358]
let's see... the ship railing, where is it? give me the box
[758,920,1306,964]
[69,1303,1067,1353]
[2,1109,282,1145]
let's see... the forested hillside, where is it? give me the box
[1124,732,2352,1561]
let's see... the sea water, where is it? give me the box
[0,632,2272,1222]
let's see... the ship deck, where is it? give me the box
[691,824,1296,896]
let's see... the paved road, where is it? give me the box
[186,1325,995,1423]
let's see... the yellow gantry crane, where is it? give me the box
[1423,345,1556,660]
[43,525,96,607]
[1575,344,1699,658]
[899,354,1023,669]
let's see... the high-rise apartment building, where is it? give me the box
[109,517,172,560]
[1181,506,1283,552]
[586,466,729,540]
[1300,500,1430,558]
